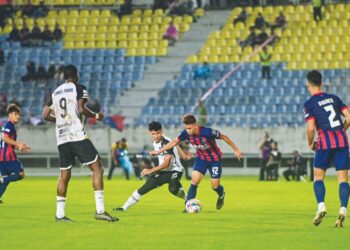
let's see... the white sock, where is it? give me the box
[340,207,347,215]
[122,190,142,210]
[56,196,66,218]
[318,202,326,212]
[94,190,105,214]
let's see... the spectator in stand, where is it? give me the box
[312,0,322,22]
[260,47,271,79]
[21,61,36,83]
[0,48,4,66]
[0,2,15,28]
[167,0,183,15]
[254,12,269,30]
[19,22,30,45]
[47,64,56,80]
[8,24,21,42]
[255,28,268,45]
[118,0,133,17]
[54,65,64,82]
[53,23,63,41]
[22,0,35,17]
[33,0,49,18]
[238,27,257,48]
[163,21,178,46]
[31,21,42,45]
[153,0,170,10]
[41,24,53,42]
[271,11,287,31]
[193,62,211,80]
[36,65,47,83]
[233,7,248,25]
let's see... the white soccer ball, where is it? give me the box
[185,199,202,213]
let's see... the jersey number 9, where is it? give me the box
[59,98,67,118]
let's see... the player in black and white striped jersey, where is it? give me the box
[114,121,192,211]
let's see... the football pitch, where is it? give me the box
[1,175,350,250]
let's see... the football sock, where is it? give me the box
[56,196,66,218]
[339,182,350,208]
[186,184,198,202]
[176,187,186,200]
[122,190,141,210]
[94,190,105,214]
[213,185,224,197]
[314,180,326,204]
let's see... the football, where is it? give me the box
[185,199,202,213]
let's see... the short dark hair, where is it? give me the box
[183,114,196,125]
[307,70,322,86]
[64,64,78,80]
[148,121,162,131]
[7,104,20,114]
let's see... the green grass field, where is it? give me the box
[1,175,350,249]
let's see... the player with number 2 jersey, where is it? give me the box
[304,70,350,227]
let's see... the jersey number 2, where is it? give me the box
[59,98,67,118]
[324,105,340,128]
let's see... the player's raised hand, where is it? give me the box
[234,149,243,161]
[21,146,32,153]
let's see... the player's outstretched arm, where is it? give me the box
[141,155,172,177]
[306,119,316,151]
[42,106,56,123]
[342,108,350,131]
[176,145,193,161]
[3,134,30,152]
[220,133,243,161]
[149,138,179,156]
[78,99,104,121]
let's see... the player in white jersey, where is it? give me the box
[114,121,192,211]
[42,65,118,222]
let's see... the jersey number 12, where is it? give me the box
[324,105,340,128]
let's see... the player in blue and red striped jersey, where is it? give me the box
[150,114,243,211]
[0,104,31,204]
[304,70,350,227]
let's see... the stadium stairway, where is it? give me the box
[113,11,232,125]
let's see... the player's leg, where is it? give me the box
[0,161,25,202]
[334,147,350,227]
[209,161,225,210]
[312,149,330,226]
[115,175,159,211]
[186,158,207,202]
[168,172,186,200]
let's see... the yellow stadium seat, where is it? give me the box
[129,25,139,33]
[99,18,109,26]
[85,34,95,41]
[154,9,164,17]
[159,40,168,48]
[136,48,146,56]
[90,10,100,16]
[86,26,97,33]
[194,8,204,18]
[107,41,117,48]
[101,10,111,17]
[108,26,118,33]
[121,17,131,25]
[128,33,138,40]
[146,48,157,56]
[96,41,106,48]
[117,33,127,41]
[142,17,152,25]
[132,9,142,17]
[156,48,167,56]
[148,33,159,40]
[64,41,74,49]
[184,15,193,24]
[143,9,153,17]
[97,26,107,33]
[77,18,88,26]
[74,41,85,48]
[118,41,128,48]
[66,26,76,33]
[131,17,142,25]
[76,26,87,33]
[152,17,163,25]
[180,24,190,33]
[128,41,138,48]
[219,55,230,63]
[85,41,95,48]
[138,41,148,48]
[127,48,136,56]
[118,25,128,33]
[107,33,117,41]
[110,18,120,25]
[149,40,158,48]
[96,34,106,41]
[139,33,148,40]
